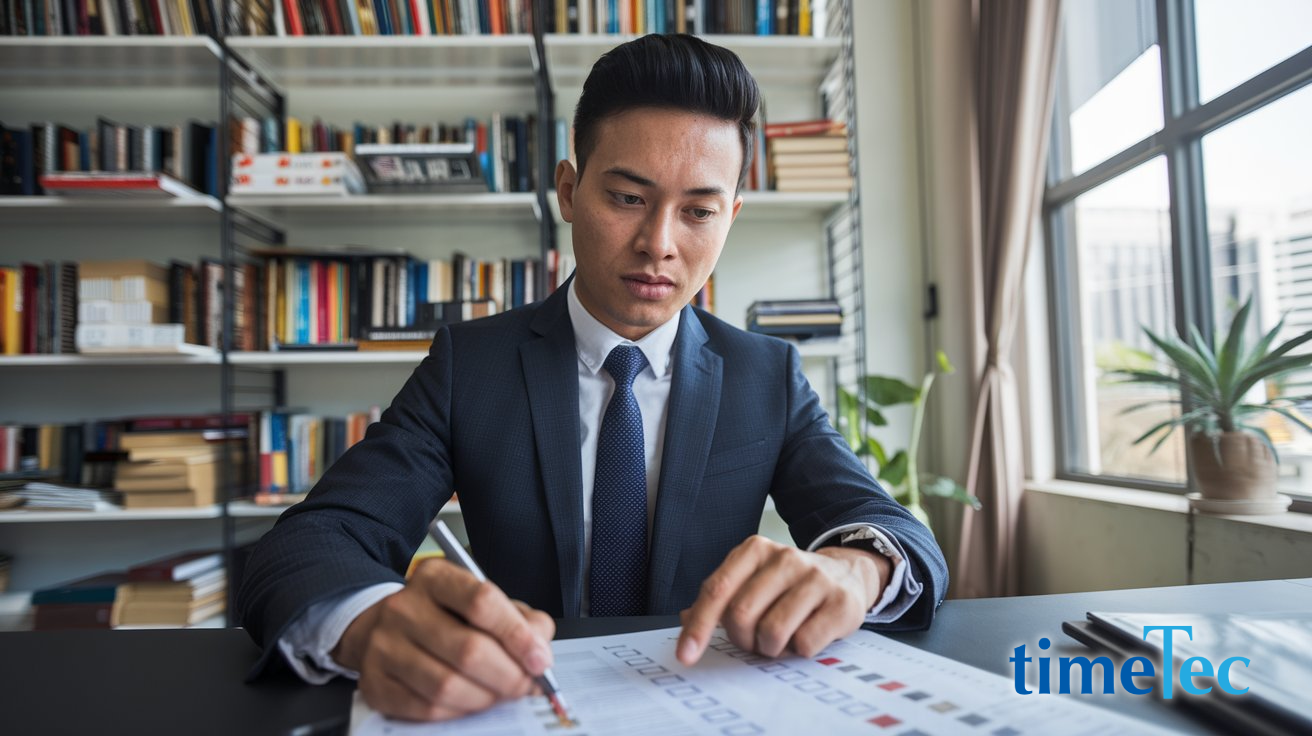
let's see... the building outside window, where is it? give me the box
[1044,0,1312,495]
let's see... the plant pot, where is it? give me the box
[1188,432,1289,514]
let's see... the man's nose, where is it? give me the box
[636,207,677,259]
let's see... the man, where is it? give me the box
[237,34,948,723]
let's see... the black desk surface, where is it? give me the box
[4,578,1310,735]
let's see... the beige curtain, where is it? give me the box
[953,0,1062,599]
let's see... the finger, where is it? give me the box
[376,631,503,714]
[788,589,862,659]
[416,561,554,677]
[679,536,774,665]
[720,548,814,652]
[753,569,830,658]
[361,667,482,723]
[512,599,557,644]
[418,604,537,700]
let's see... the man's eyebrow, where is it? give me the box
[603,167,727,197]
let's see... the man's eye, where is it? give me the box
[690,208,714,220]
[615,193,642,205]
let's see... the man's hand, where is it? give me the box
[677,535,890,665]
[332,559,556,722]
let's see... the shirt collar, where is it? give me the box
[567,279,680,379]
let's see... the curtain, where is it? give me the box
[953,0,1063,599]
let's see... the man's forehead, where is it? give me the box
[590,110,742,189]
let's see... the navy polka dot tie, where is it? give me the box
[590,344,649,617]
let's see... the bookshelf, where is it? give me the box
[1,1,866,628]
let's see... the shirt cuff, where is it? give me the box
[277,582,405,684]
[807,523,923,624]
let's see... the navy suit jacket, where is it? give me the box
[236,283,948,673]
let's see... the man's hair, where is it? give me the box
[573,34,761,190]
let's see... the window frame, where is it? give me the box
[1043,0,1312,492]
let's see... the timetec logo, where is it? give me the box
[1009,626,1251,697]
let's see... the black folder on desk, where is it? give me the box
[1063,611,1312,736]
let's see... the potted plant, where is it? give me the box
[1114,297,1312,513]
[836,350,980,528]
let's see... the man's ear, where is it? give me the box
[730,194,744,225]
[555,160,577,223]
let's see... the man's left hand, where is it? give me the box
[677,535,891,665]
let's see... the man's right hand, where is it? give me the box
[332,558,557,722]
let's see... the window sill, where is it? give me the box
[1024,479,1312,535]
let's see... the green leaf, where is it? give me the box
[865,376,920,407]
[922,475,982,510]
[1232,352,1312,403]
[1142,327,1222,404]
[865,437,888,464]
[1188,324,1218,376]
[866,406,889,427]
[879,450,908,487]
[1216,298,1255,404]
[936,350,955,374]
[902,502,933,529]
[1118,398,1182,416]
[1240,313,1288,376]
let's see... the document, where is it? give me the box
[351,626,1175,735]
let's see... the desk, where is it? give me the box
[3,578,1309,735]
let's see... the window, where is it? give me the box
[1045,0,1312,494]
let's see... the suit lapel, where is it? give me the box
[647,307,722,614]
[520,287,585,616]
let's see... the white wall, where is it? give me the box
[1020,485,1312,594]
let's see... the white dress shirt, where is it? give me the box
[277,283,921,683]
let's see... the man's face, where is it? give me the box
[555,107,744,341]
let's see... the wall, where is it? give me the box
[1020,483,1312,594]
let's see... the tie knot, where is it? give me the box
[603,344,647,387]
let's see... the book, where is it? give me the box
[768,136,849,154]
[764,120,847,138]
[31,571,128,606]
[353,142,486,193]
[37,171,205,199]
[126,550,223,582]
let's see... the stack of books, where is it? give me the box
[766,120,853,193]
[113,430,235,509]
[30,571,127,630]
[747,299,843,341]
[74,260,206,355]
[115,550,226,627]
[230,152,365,196]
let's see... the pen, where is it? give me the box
[426,519,575,727]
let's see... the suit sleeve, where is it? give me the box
[235,327,458,675]
[767,344,949,630]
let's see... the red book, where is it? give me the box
[33,602,115,630]
[408,0,424,34]
[764,119,847,138]
[488,0,502,34]
[37,172,201,198]
[21,264,37,355]
[316,260,330,343]
[126,413,254,432]
[283,0,304,35]
[321,0,343,35]
[127,550,223,582]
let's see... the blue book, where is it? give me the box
[296,260,311,344]
[607,0,618,33]
[511,260,524,309]
[757,0,771,35]
[32,572,128,606]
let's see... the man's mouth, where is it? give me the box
[622,274,677,300]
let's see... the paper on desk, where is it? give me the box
[351,626,1177,735]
